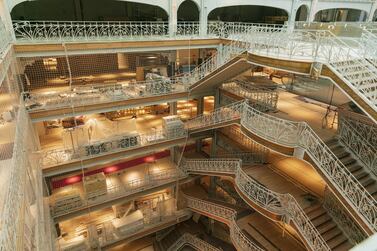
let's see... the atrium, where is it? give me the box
[0,0,377,250]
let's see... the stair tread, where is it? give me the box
[307,207,327,220]
[332,241,354,251]
[312,214,332,227]
[317,221,337,234]
[321,228,342,241]
[327,234,348,249]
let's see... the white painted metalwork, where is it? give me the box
[41,127,187,167]
[167,233,221,251]
[240,101,377,232]
[25,79,187,112]
[182,158,330,251]
[221,80,279,112]
[0,20,12,56]
[324,187,367,245]
[0,105,51,251]
[338,109,377,176]
[55,209,191,250]
[50,167,185,217]
[13,20,170,42]
[218,126,269,164]
[184,100,377,232]
[184,195,264,251]
[184,100,244,131]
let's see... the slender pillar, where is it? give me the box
[0,0,15,39]
[214,89,221,109]
[308,0,318,22]
[359,11,367,22]
[199,0,208,37]
[197,96,204,115]
[368,2,377,21]
[195,138,202,153]
[208,218,215,234]
[169,0,178,37]
[169,101,177,115]
[287,0,300,31]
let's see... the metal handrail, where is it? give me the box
[184,195,264,251]
[182,158,330,251]
[185,100,377,232]
[167,233,221,251]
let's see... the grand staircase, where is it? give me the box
[325,138,377,200]
[304,204,353,251]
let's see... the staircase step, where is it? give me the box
[332,241,354,251]
[317,221,337,235]
[321,228,342,242]
[327,234,348,249]
[352,169,369,180]
[307,207,327,220]
[359,176,375,187]
[340,156,357,166]
[303,204,322,215]
[332,150,350,159]
[312,214,332,227]
[346,163,363,173]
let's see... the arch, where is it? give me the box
[314,8,367,22]
[295,5,308,21]
[208,5,289,24]
[10,0,169,21]
[177,0,200,21]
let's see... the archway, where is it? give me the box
[11,0,168,21]
[314,8,367,22]
[295,5,308,21]
[208,5,288,24]
[178,0,199,21]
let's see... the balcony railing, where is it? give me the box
[184,100,377,232]
[167,233,221,251]
[221,80,279,112]
[50,167,185,217]
[25,79,188,113]
[42,127,187,167]
[56,209,191,250]
[338,109,377,177]
[12,21,285,43]
[182,158,330,251]
[184,195,264,251]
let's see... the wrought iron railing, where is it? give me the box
[50,167,185,217]
[323,187,367,245]
[182,158,330,251]
[167,233,221,251]
[338,109,377,176]
[218,126,269,164]
[0,105,50,250]
[185,100,244,130]
[25,79,188,112]
[13,20,170,42]
[184,195,264,251]
[41,127,187,167]
[221,80,279,111]
[184,100,377,232]
[0,20,12,55]
[55,209,191,250]
[12,20,285,43]
[240,101,377,232]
